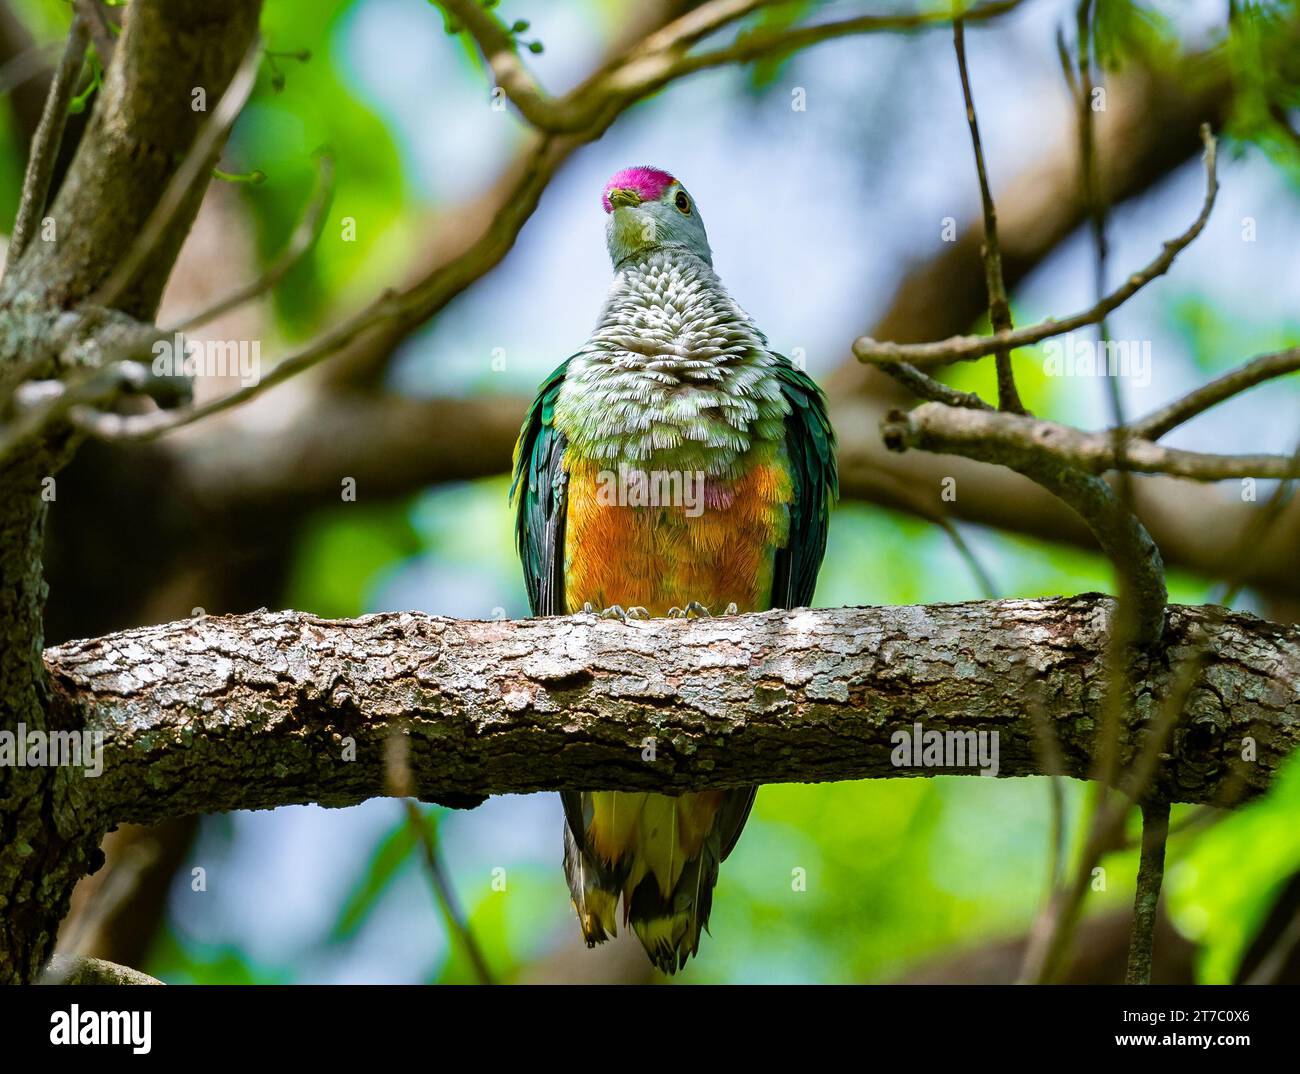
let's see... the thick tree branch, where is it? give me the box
[2,0,263,318]
[89,35,261,311]
[42,954,162,985]
[43,597,1297,828]
[883,404,1168,640]
[885,401,1300,482]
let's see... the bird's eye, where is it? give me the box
[674,191,691,214]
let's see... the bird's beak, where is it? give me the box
[607,187,642,209]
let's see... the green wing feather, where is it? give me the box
[718,357,836,864]
[770,356,839,610]
[510,358,573,617]
[512,361,612,914]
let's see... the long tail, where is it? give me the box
[562,821,623,945]
[561,788,756,974]
[626,828,722,974]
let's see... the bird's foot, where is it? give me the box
[668,601,738,619]
[582,602,650,622]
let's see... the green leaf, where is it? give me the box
[1165,750,1300,983]
[329,817,418,942]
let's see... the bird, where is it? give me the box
[510,165,837,973]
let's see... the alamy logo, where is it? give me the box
[0,723,102,777]
[595,464,706,517]
[890,722,999,776]
[1042,331,1151,387]
[50,1006,151,1054]
[151,332,261,387]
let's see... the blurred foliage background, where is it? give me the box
[5,0,1300,984]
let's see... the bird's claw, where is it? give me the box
[668,601,712,619]
[583,602,649,622]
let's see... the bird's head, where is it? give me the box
[601,165,712,269]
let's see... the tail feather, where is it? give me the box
[562,788,755,974]
[562,822,623,945]
[628,837,720,974]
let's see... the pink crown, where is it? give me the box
[601,166,675,213]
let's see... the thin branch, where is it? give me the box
[73,288,409,441]
[437,0,1025,134]
[89,34,262,310]
[0,41,61,98]
[1243,906,1300,985]
[657,0,1028,86]
[953,14,1024,413]
[1116,803,1223,851]
[935,517,999,598]
[1018,685,1070,985]
[878,360,993,409]
[7,16,88,265]
[1205,438,1300,612]
[0,360,155,464]
[884,403,1298,480]
[72,0,114,68]
[402,800,495,986]
[1130,346,1300,441]
[853,126,1219,369]
[883,401,1170,639]
[384,731,493,984]
[167,152,335,333]
[1124,798,1170,985]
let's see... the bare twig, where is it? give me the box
[878,360,993,409]
[0,40,60,97]
[167,152,335,333]
[935,517,999,598]
[1124,799,1171,985]
[1243,906,1300,985]
[7,16,88,265]
[1130,346,1300,441]
[853,127,1219,369]
[402,800,495,986]
[74,288,408,441]
[953,15,1024,413]
[0,360,153,464]
[384,730,493,985]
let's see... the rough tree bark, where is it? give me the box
[40,596,1299,831]
[0,0,261,985]
[2,0,1296,990]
